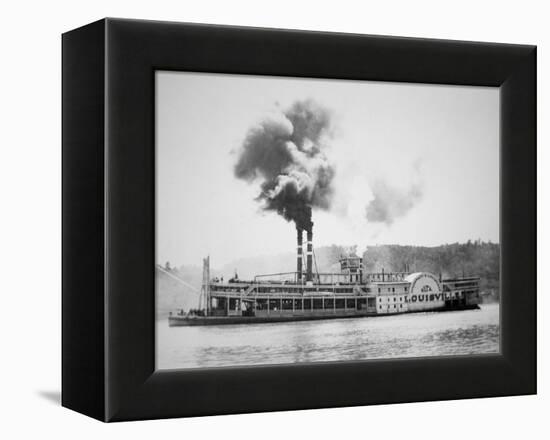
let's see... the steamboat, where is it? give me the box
[167,226,480,326]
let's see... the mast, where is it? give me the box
[201,256,210,315]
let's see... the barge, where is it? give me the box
[167,227,480,326]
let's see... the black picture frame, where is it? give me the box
[62,18,536,422]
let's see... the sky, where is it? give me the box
[156,71,499,268]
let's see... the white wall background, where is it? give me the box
[0,0,546,437]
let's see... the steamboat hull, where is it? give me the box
[168,304,480,327]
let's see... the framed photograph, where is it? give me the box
[62,18,536,421]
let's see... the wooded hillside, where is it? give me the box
[156,240,500,317]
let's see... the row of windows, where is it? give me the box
[377,286,408,294]
[379,304,404,310]
[254,298,370,311]
[252,287,357,294]
[367,274,407,282]
[379,296,404,302]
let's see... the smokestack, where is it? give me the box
[297,228,303,281]
[306,225,313,282]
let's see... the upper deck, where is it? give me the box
[208,271,480,298]
[198,252,480,318]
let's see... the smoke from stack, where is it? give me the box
[234,99,335,232]
[365,180,423,225]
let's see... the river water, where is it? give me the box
[156,303,499,370]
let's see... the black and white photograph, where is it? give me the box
[1,0,541,434]
[155,71,500,370]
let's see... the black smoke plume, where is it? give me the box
[234,100,334,231]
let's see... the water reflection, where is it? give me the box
[157,304,499,369]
